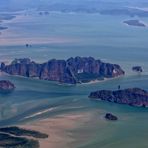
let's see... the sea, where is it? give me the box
[0,10,148,148]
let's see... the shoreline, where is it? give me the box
[79,75,125,85]
[0,71,125,86]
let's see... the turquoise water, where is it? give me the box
[0,74,148,148]
[0,12,148,147]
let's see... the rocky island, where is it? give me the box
[89,88,148,107]
[105,113,118,121]
[0,57,125,84]
[0,80,15,93]
[123,20,146,27]
[132,66,143,73]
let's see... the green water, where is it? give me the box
[0,11,148,147]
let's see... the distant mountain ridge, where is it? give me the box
[1,0,148,14]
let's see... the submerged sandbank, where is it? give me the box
[20,111,100,148]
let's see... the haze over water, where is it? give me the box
[1,11,148,74]
[0,1,148,147]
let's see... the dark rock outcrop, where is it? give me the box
[132,66,143,73]
[0,133,39,148]
[0,57,125,84]
[105,113,118,121]
[0,126,48,139]
[123,20,146,27]
[0,80,15,93]
[0,126,48,148]
[89,88,148,107]
[0,26,8,30]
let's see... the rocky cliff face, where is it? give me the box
[0,57,125,84]
[89,88,148,107]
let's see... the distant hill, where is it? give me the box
[1,0,148,15]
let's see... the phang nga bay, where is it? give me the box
[0,0,148,148]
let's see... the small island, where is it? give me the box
[132,66,143,73]
[123,20,146,27]
[0,57,125,84]
[105,113,118,121]
[0,126,48,148]
[0,26,8,30]
[0,80,15,93]
[38,11,49,16]
[89,88,148,107]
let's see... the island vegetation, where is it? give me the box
[89,88,148,107]
[0,126,48,148]
[0,57,125,84]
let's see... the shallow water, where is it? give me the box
[0,11,148,148]
[1,12,148,75]
[0,74,148,148]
